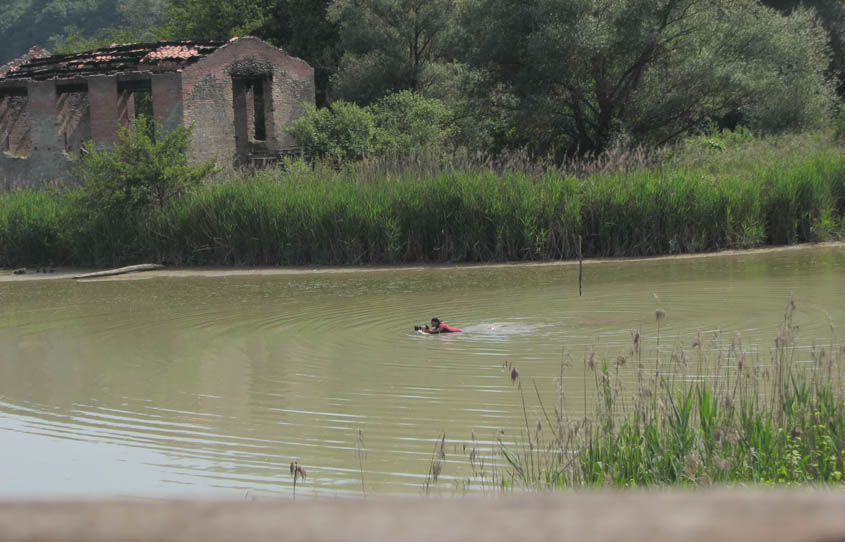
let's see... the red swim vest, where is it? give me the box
[436,323,463,333]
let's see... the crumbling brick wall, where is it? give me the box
[57,87,90,156]
[0,38,315,188]
[0,92,30,157]
[0,80,71,189]
[181,37,315,167]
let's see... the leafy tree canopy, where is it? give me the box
[288,91,454,164]
[327,0,462,104]
[458,0,838,156]
[761,0,845,96]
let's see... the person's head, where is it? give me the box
[431,317,441,328]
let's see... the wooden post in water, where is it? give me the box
[578,235,583,297]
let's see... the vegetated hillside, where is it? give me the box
[1,0,114,63]
[0,0,166,65]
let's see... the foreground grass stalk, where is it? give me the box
[492,296,845,489]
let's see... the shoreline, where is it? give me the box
[2,240,842,282]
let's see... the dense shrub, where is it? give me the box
[287,91,454,164]
[372,91,454,155]
[60,116,214,266]
[71,116,214,211]
[287,101,382,164]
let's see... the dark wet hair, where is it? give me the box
[431,317,440,325]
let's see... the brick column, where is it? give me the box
[151,73,183,134]
[27,80,61,155]
[262,77,275,147]
[231,78,249,165]
[88,75,119,149]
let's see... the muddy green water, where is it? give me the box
[0,245,843,498]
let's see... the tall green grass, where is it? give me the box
[478,296,845,490]
[0,135,843,267]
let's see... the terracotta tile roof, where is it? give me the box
[0,40,230,81]
[0,46,52,79]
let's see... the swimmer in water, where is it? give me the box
[415,317,463,334]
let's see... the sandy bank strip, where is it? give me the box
[2,241,842,282]
[0,491,843,541]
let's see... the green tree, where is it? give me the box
[257,0,340,106]
[287,91,454,163]
[760,0,845,99]
[72,116,214,210]
[373,90,454,153]
[156,0,267,40]
[287,101,382,164]
[327,0,461,104]
[459,0,838,156]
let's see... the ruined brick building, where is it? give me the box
[0,37,315,188]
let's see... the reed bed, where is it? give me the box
[473,297,845,490]
[0,136,842,267]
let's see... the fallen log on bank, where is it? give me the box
[73,263,165,280]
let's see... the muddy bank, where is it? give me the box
[0,491,843,541]
[2,241,842,282]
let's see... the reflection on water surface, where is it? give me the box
[0,245,843,497]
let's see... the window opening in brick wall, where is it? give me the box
[233,75,274,166]
[118,79,153,132]
[56,82,90,157]
[250,78,266,141]
[0,87,31,158]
